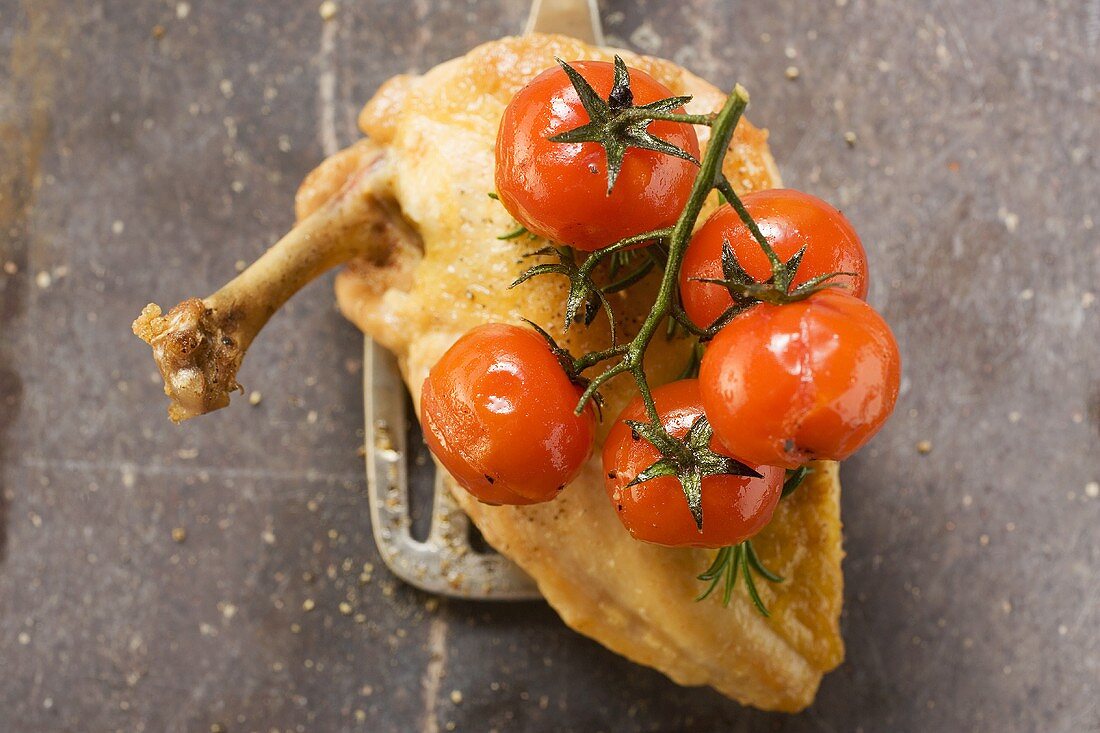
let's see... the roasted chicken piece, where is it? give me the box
[135,34,843,711]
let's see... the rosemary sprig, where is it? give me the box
[696,540,783,615]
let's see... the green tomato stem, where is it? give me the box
[573,86,749,422]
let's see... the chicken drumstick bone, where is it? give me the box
[133,142,414,422]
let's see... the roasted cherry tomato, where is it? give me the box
[421,323,596,505]
[495,60,700,251]
[700,290,900,469]
[680,189,869,329]
[603,379,784,547]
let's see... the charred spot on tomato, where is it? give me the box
[607,471,616,479]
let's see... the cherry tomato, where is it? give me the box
[420,323,596,505]
[495,60,700,251]
[603,379,784,547]
[699,290,900,469]
[680,189,869,329]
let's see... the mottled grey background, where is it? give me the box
[1,0,1098,731]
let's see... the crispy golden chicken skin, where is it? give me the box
[300,35,844,711]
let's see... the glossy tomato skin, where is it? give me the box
[700,290,900,469]
[603,379,784,548]
[680,189,869,329]
[495,61,700,251]
[420,323,596,505]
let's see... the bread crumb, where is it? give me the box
[171,527,187,543]
[249,390,262,406]
[785,66,800,80]
[916,440,932,455]
[319,1,338,20]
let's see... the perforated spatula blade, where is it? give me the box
[363,0,604,600]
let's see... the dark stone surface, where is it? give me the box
[1,0,1098,731]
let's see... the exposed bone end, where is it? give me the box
[133,300,245,422]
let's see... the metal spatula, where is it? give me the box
[363,0,604,600]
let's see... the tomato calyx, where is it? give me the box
[625,414,761,529]
[696,541,783,616]
[685,238,858,334]
[513,246,617,335]
[511,227,672,339]
[548,56,706,194]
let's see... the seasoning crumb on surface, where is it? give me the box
[319,1,338,20]
[152,24,166,39]
[248,390,262,406]
[785,65,800,80]
[171,527,187,543]
[450,690,463,704]
[35,271,52,289]
[844,131,857,146]
[210,724,226,733]
[916,440,933,455]
[302,598,316,612]
[2,261,16,274]
[339,602,353,616]
[1085,481,1099,498]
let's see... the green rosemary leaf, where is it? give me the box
[744,540,783,583]
[781,465,811,499]
[740,546,770,616]
[498,225,529,240]
[697,546,729,581]
[603,259,655,294]
[722,544,741,606]
[487,192,499,200]
[676,342,703,380]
